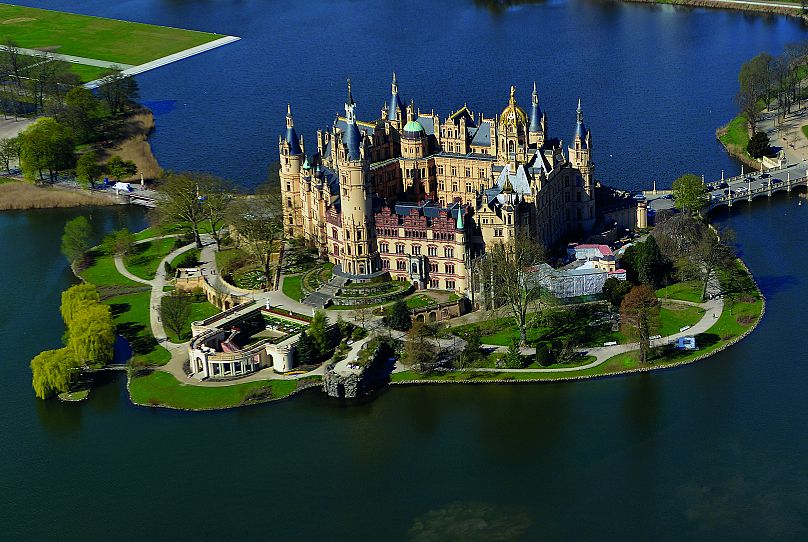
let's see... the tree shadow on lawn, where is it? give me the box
[116,321,157,355]
[108,302,131,317]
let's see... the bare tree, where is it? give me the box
[227,193,286,290]
[197,174,236,250]
[155,171,207,248]
[620,285,660,365]
[479,233,548,345]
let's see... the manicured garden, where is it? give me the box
[282,275,303,301]
[0,4,222,66]
[165,300,220,344]
[129,371,319,410]
[656,281,704,303]
[124,237,178,280]
[80,250,140,287]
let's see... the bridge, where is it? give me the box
[647,163,808,214]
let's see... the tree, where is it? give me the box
[226,192,285,285]
[67,303,116,367]
[61,86,100,143]
[620,285,660,365]
[459,327,482,368]
[161,291,192,341]
[60,216,92,268]
[98,68,139,115]
[352,305,372,329]
[60,284,100,326]
[747,131,771,159]
[671,173,708,215]
[503,337,525,369]
[480,233,547,345]
[197,174,235,250]
[0,136,20,172]
[19,117,75,182]
[403,322,438,373]
[30,348,78,399]
[101,228,135,256]
[385,299,412,331]
[156,171,207,248]
[654,214,735,301]
[635,235,668,288]
[295,330,315,366]
[602,277,633,308]
[308,311,329,360]
[106,155,137,181]
[75,151,103,188]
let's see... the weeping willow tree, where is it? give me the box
[30,348,78,400]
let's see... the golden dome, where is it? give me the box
[500,85,528,128]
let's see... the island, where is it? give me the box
[22,76,767,411]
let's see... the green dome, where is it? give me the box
[403,120,424,133]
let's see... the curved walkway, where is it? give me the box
[471,297,723,373]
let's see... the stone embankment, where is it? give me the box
[623,0,804,18]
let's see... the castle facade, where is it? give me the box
[279,76,597,294]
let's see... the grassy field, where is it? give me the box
[718,114,751,153]
[658,303,705,336]
[124,237,177,280]
[802,125,808,139]
[656,281,704,303]
[129,371,317,410]
[106,291,170,366]
[67,63,109,83]
[80,250,140,287]
[282,275,303,301]
[0,4,222,65]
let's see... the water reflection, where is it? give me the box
[35,396,82,436]
[408,501,533,541]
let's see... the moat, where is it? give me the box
[4,1,808,540]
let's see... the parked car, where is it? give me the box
[760,172,771,179]
[772,178,783,185]
[633,193,646,201]
[718,182,729,189]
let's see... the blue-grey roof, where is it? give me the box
[574,120,588,148]
[415,115,435,136]
[388,92,405,121]
[529,100,542,132]
[393,201,461,221]
[495,164,532,196]
[344,121,362,160]
[470,121,491,147]
[285,125,302,155]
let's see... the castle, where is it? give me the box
[279,75,604,294]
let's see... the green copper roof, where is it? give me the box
[403,120,424,132]
[302,157,311,169]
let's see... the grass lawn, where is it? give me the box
[129,371,318,409]
[124,237,177,280]
[406,294,436,309]
[656,281,704,303]
[658,303,705,336]
[802,125,808,139]
[106,291,170,366]
[80,250,140,287]
[67,63,109,83]
[452,305,621,348]
[719,114,750,151]
[170,247,201,269]
[282,275,303,301]
[166,300,220,343]
[0,4,222,65]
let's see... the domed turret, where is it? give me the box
[499,85,528,130]
[402,119,425,139]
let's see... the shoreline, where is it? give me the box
[622,0,805,18]
[0,105,161,212]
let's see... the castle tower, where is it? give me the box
[498,85,528,164]
[337,80,376,277]
[528,82,546,147]
[569,98,594,196]
[387,72,405,129]
[279,103,305,237]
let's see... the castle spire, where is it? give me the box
[283,104,302,155]
[529,82,542,133]
[574,97,588,143]
[345,78,356,125]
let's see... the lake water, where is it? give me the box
[3,1,808,540]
